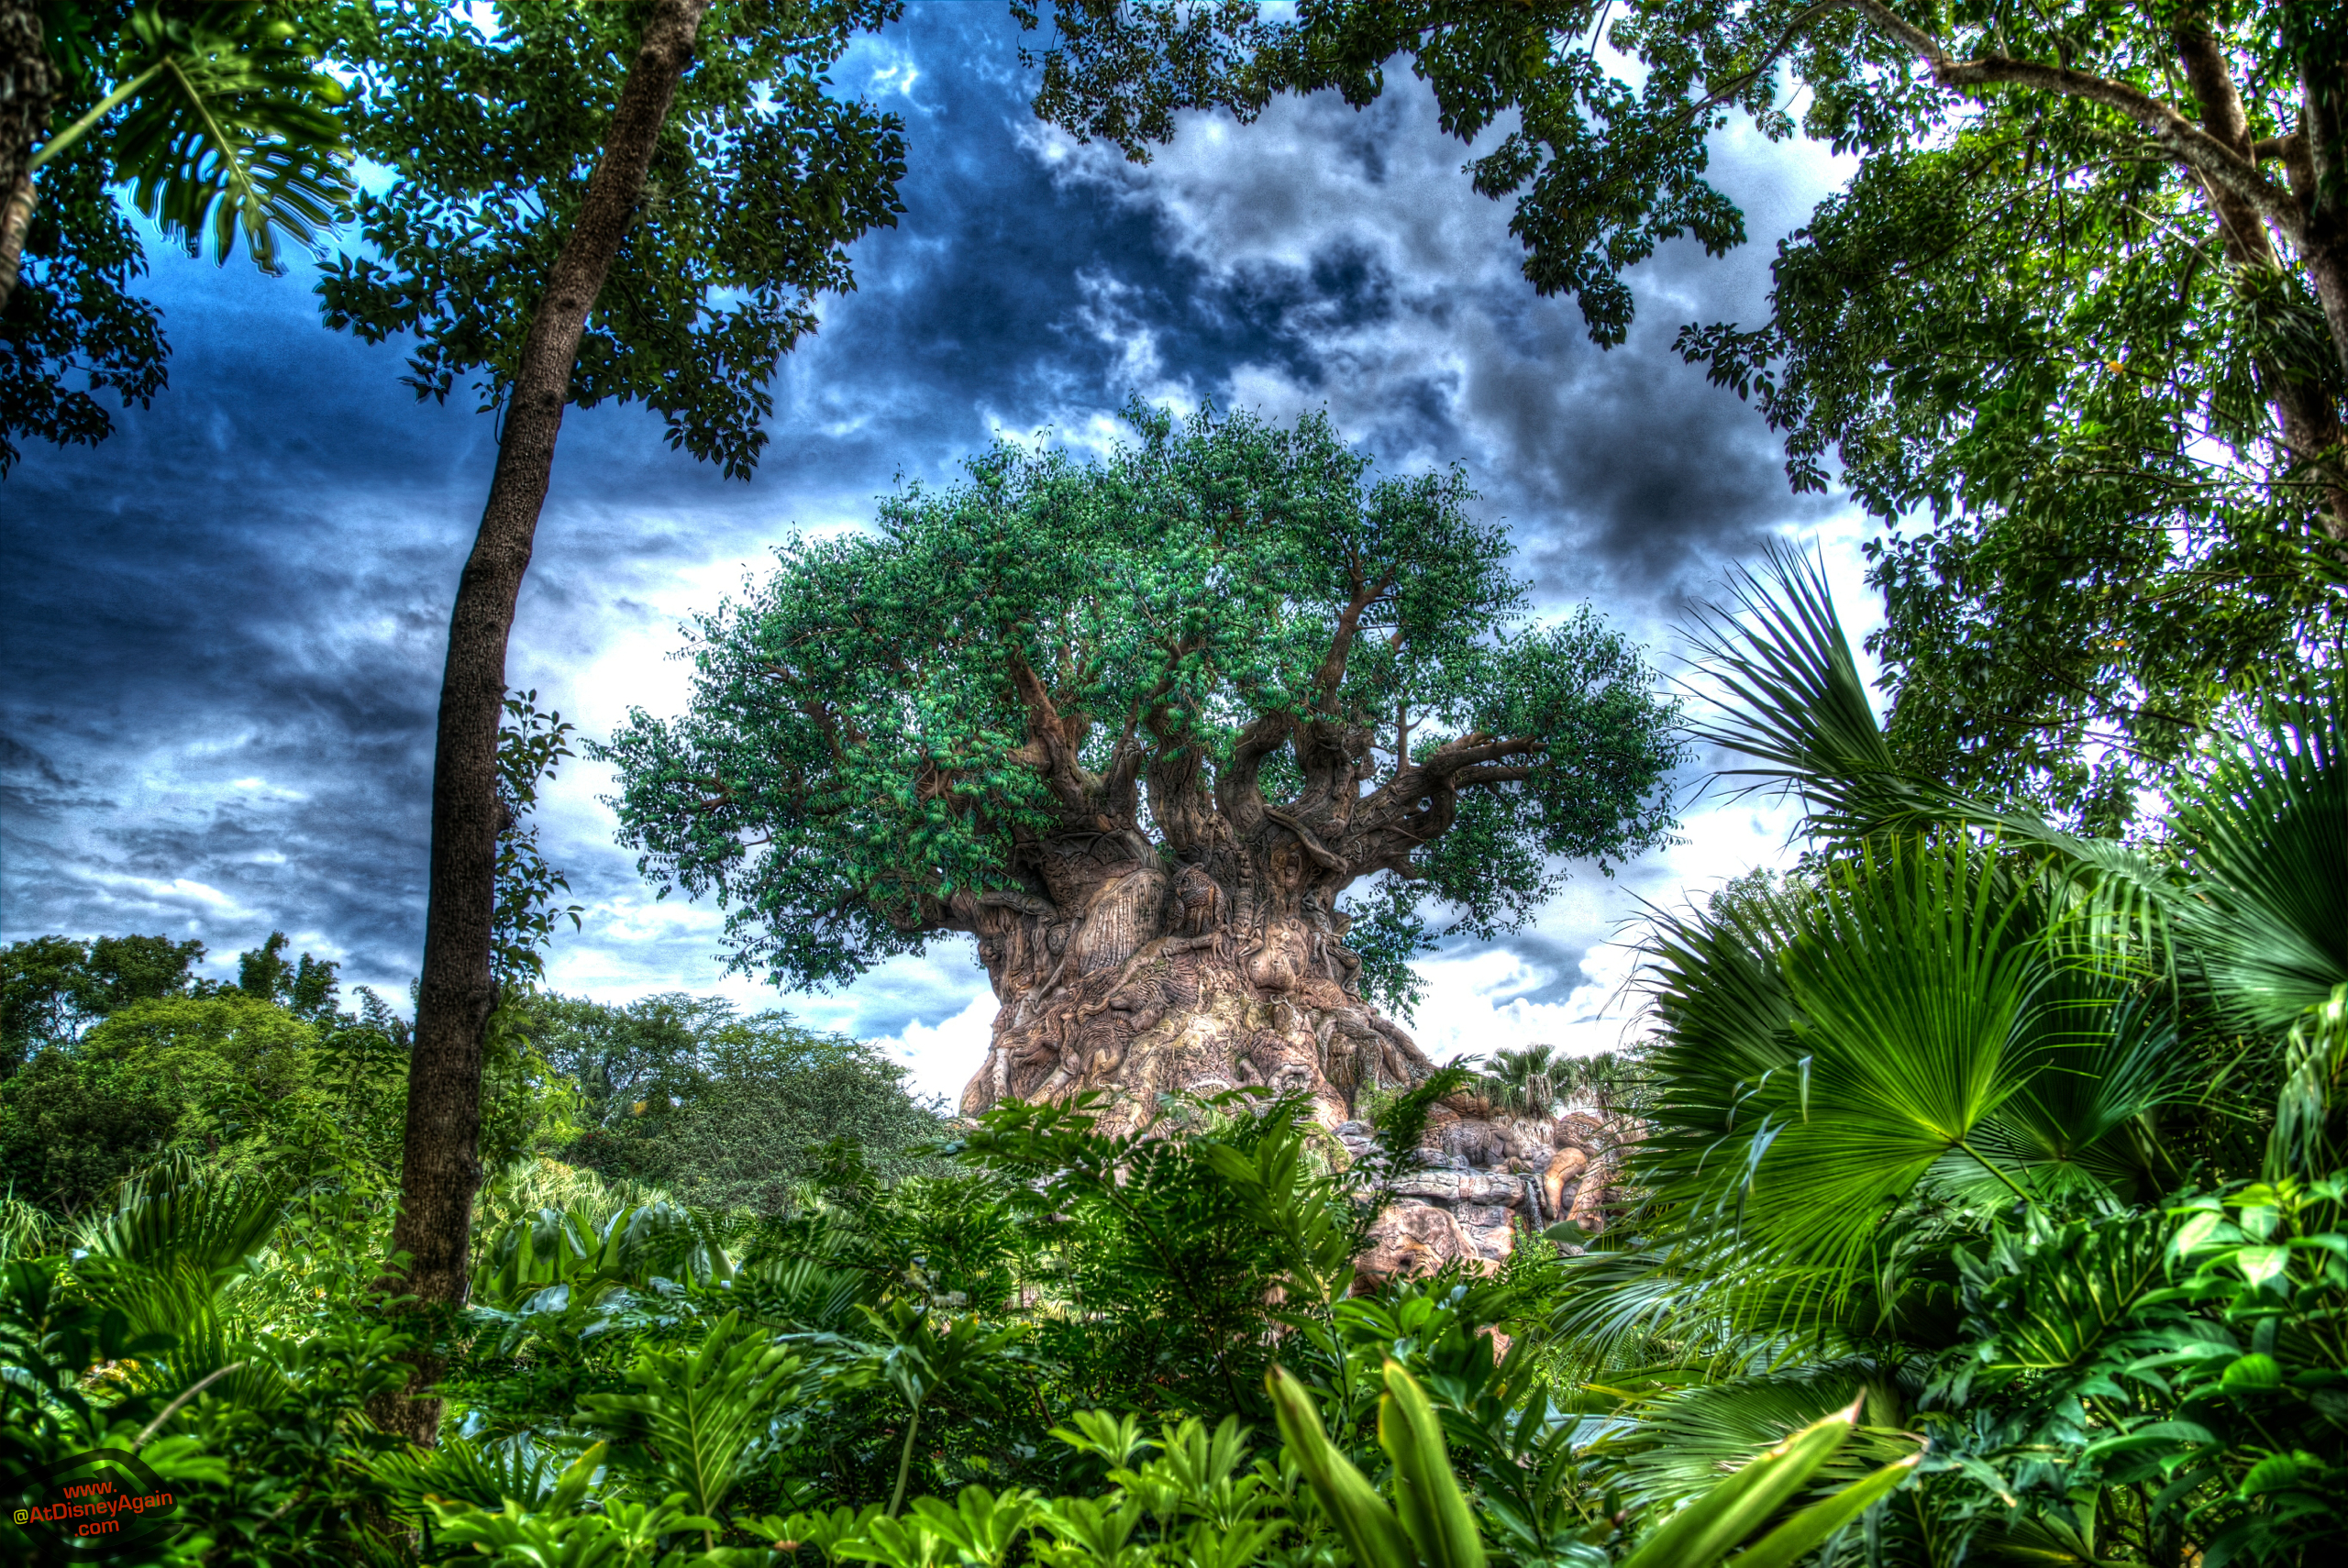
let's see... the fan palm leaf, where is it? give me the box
[1610,1364,1921,1512]
[2167,690,2348,1038]
[1681,545,2184,977]
[70,1154,286,1377]
[1654,840,2075,1280]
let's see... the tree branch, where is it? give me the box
[1215,711,1291,835]
[1312,571,1393,707]
[1840,0,2302,236]
[1451,763,1538,787]
[1262,804,1347,873]
[1006,653,1094,812]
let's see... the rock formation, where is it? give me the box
[1337,1097,1628,1287]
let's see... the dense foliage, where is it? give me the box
[311,0,907,480]
[10,555,2348,1565]
[1,0,356,470]
[518,991,945,1211]
[14,7,2348,1568]
[0,1038,1903,1568]
[1547,551,2348,1566]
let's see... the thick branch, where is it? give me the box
[1311,571,1392,707]
[1145,728,1220,863]
[1262,804,1346,873]
[2173,18,2347,535]
[1215,711,1292,836]
[1337,732,1545,867]
[1841,0,2300,233]
[1007,654,1094,812]
[2296,46,2348,386]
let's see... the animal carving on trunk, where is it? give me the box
[956,830,1427,1131]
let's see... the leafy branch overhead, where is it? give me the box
[314,0,909,481]
[1016,1,2348,834]
[3,2,351,304]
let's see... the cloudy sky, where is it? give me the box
[2,4,1883,1104]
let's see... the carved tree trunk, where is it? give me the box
[955,822,1430,1132]
[936,769,1634,1286]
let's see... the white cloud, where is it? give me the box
[66,869,265,924]
[868,990,996,1108]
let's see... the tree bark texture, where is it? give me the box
[947,845,1627,1283]
[0,0,56,308]
[939,671,1547,1133]
[378,0,713,1446]
[926,698,1627,1282]
[2174,18,2348,537]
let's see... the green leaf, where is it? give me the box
[1268,1366,1413,1568]
[1378,1360,1486,1568]
[1617,1397,1861,1568]
[1720,1453,1922,1568]
[2234,1248,2291,1289]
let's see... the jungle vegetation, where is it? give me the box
[5,4,2347,1566]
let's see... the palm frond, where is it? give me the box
[76,1153,284,1281]
[1681,542,2184,978]
[2169,690,2348,1037]
[34,5,353,271]
[1681,541,1916,843]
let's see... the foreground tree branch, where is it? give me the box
[1839,0,2345,384]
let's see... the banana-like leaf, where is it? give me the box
[1378,1360,1486,1568]
[1615,1396,1860,1568]
[1718,1452,1922,1568]
[1266,1365,1413,1568]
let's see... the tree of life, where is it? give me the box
[602,404,1682,1129]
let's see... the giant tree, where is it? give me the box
[312,0,905,1439]
[1017,0,2348,828]
[603,404,1681,1128]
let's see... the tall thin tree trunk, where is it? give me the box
[2293,33,2348,386]
[0,0,57,310]
[374,0,712,1448]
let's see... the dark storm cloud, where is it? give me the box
[1024,84,1845,611]
[4,4,1851,1047]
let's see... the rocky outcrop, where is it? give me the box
[1335,1099,1634,1287]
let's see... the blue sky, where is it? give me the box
[1,4,1883,1103]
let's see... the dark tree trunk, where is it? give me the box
[2174,19,2348,538]
[0,0,56,309]
[375,0,712,1447]
[2292,39,2348,389]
